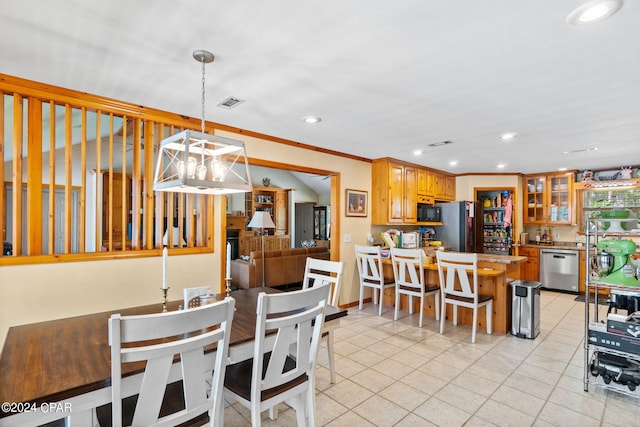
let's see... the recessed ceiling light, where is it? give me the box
[500,132,517,141]
[558,167,568,171]
[413,149,424,156]
[566,0,623,25]
[449,160,458,166]
[301,115,321,124]
[496,163,507,169]
[427,140,453,147]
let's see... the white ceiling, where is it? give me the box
[1,0,639,175]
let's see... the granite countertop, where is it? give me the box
[421,248,527,264]
[517,242,586,251]
[477,253,527,264]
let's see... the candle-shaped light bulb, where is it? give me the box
[186,156,197,179]
[196,163,207,180]
[176,160,185,179]
[210,156,227,182]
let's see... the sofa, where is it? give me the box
[230,247,330,289]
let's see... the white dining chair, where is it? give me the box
[183,285,213,309]
[302,257,344,384]
[355,245,395,315]
[390,248,440,328]
[436,250,493,343]
[223,284,331,427]
[98,297,235,427]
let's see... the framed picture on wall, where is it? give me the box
[346,189,367,217]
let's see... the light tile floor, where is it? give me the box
[223,291,640,426]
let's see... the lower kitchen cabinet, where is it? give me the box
[517,246,540,281]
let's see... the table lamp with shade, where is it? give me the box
[247,211,276,287]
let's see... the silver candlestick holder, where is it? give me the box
[161,287,170,312]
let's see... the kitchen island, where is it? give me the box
[381,251,527,334]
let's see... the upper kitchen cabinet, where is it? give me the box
[417,169,427,196]
[417,169,438,203]
[523,172,574,225]
[372,158,454,224]
[445,175,456,200]
[372,158,417,224]
[434,172,456,201]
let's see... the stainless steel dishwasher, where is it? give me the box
[540,248,579,292]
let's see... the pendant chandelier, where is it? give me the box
[153,50,252,194]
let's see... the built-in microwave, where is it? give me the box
[417,204,441,222]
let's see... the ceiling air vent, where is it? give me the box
[217,96,245,109]
[427,140,453,147]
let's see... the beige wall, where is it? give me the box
[456,174,524,236]
[218,130,373,310]
[0,132,372,348]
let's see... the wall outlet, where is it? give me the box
[555,232,560,239]
[343,234,352,243]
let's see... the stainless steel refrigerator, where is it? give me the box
[433,201,477,252]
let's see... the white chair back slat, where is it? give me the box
[355,245,395,317]
[244,284,330,421]
[355,245,383,283]
[108,297,235,427]
[436,250,491,343]
[133,356,174,426]
[302,258,344,306]
[390,247,440,328]
[391,248,424,290]
[438,252,478,299]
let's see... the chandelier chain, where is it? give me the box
[200,57,206,134]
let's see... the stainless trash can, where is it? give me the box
[511,280,542,339]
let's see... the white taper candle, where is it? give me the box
[226,242,232,278]
[162,247,168,289]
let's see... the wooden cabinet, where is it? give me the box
[388,162,406,222]
[226,215,246,230]
[245,186,290,234]
[417,169,427,196]
[241,235,290,254]
[517,246,540,281]
[274,190,288,234]
[417,168,439,197]
[426,170,435,197]
[445,175,456,200]
[416,168,437,197]
[434,173,446,200]
[372,159,417,224]
[372,158,455,224]
[523,172,574,225]
[404,166,418,222]
[433,172,455,201]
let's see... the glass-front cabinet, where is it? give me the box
[577,186,640,232]
[313,206,330,240]
[523,172,573,225]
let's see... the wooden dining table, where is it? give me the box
[0,287,347,427]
